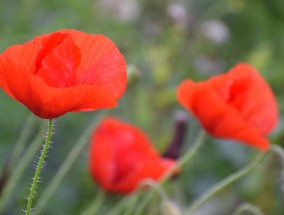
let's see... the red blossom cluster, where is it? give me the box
[0,30,278,195]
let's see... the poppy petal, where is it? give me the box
[0,29,127,118]
[89,126,116,190]
[89,117,178,194]
[111,158,176,193]
[0,45,117,118]
[177,63,278,151]
[58,30,127,99]
[182,82,270,150]
[208,63,278,135]
[35,33,81,87]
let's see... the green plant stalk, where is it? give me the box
[25,119,53,215]
[121,195,141,215]
[269,144,284,161]
[106,194,139,215]
[122,179,168,215]
[0,128,43,213]
[233,203,264,215]
[112,181,164,215]
[183,151,266,215]
[135,131,206,215]
[34,112,104,214]
[121,179,169,215]
[80,189,106,215]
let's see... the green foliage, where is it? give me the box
[0,0,284,214]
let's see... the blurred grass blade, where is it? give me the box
[0,160,9,197]
[80,189,106,215]
[10,114,37,168]
[106,194,140,215]
[233,203,264,215]
[0,122,43,213]
[183,152,266,215]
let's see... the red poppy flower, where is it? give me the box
[177,63,278,151]
[89,117,177,194]
[0,29,127,119]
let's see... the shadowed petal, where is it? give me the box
[59,30,127,99]
[35,33,81,87]
[89,118,178,194]
[111,158,176,193]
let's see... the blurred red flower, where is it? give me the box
[177,63,278,151]
[0,29,127,118]
[89,117,177,194]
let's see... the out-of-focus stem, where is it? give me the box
[135,131,206,215]
[10,114,37,168]
[80,189,106,215]
[233,203,264,215]
[183,152,266,215]
[0,128,42,213]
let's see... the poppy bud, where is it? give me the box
[163,111,188,160]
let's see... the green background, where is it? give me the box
[0,0,284,214]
